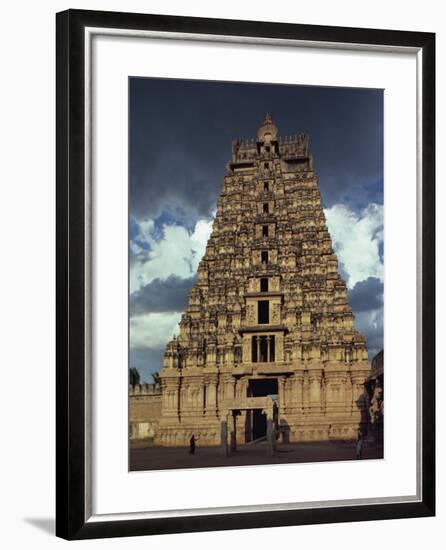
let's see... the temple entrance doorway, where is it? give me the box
[244,378,278,442]
[252,409,267,440]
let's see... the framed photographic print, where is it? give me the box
[56,9,435,540]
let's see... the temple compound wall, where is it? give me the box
[154,115,371,446]
[129,383,162,440]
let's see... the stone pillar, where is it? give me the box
[302,372,310,413]
[161,376,180,420]
[225,344,234,367]
[351,369,369,428]
[224,376,235,400]
[275,333,284,362]
[293,371,304,413]
[242,336,251,363]
[283,377,291,413]
[339,374,348,410]
[308,369,323,414]
[345,374,353,413]
[278,376,286,415]
[266,417,276,457]
[231,411,241,448]
[236,378,248,400]
[198,379,205,413]
[205,376,218,416]
[351,373,365,405]
[207,342,216,368]
[220,420,229,456]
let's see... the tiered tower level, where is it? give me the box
[156,115,370,446]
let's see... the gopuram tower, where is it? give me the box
[155,114,371,446]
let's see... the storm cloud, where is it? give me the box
[131,275,196,315]
[348,278,384,359]
[348,277,384,313]
[130,78,383,223]
[355,308,384,359]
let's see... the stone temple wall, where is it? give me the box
[129,384,162,440]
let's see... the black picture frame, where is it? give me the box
[56,9,435,540]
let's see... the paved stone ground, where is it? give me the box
[129,440,383,471]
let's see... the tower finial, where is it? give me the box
[257,113,278,142]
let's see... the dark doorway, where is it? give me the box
[258,300,269,324]
[248,378,278,397]
[252,409,267,440]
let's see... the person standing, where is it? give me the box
[189,434,197,455]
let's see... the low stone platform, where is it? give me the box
[129,440,383,471]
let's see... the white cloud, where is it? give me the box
[130,217,213,293]
[130,312,181,349]
[129,216,214,352]
[136,219,155,244]
[324,203,383,289]
[191,218,214,252]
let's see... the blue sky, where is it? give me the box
[129,78,383,383]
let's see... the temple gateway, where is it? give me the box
[155,115,371,447]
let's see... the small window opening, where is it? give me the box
[258,300,270,324]
[260,278,269,292]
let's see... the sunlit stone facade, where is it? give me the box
[155,115,371,446]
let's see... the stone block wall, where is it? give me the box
[129,383,162,440]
